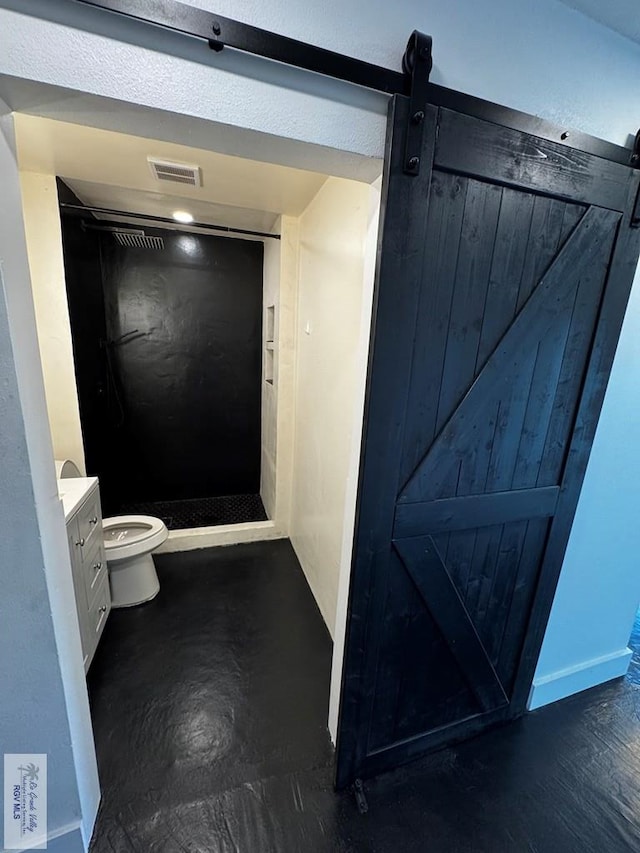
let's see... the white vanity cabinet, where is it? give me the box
[60,477,111,672]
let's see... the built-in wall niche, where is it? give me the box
[265,304,275,385]
[266,304,275,343]
[265,347,274,385]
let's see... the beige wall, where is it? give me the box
[19,171,86,474]
[289,177,378,638]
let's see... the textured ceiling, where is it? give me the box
[559,0,640,45]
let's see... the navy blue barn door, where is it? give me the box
[336,96,640,787]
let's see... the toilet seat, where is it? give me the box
[103,515,168,562]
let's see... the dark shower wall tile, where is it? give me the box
[61,211,264,510]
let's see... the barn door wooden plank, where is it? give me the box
[394,536,509,711]
[516,198,582,310]
[435,181,503,427]
[399,173,474,483]
[475,188,536,367]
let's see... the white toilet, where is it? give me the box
[56,459,169,608]
[102,515,168,608]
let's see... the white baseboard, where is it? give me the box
[528,647,633,710]
[156,520,286,553]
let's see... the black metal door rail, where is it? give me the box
[70,0,638,170]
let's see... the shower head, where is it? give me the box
[112,229,164,250]
[80,221,165,250]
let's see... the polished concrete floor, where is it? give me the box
[89,541,640,852]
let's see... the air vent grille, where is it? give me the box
[148,157,202,187]
[113,230,164,250]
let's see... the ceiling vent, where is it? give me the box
[148,157,202,187]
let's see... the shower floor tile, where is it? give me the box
[119,493,267,529]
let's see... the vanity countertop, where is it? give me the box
[58,477,99,522]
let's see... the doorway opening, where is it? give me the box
[12,103,381,830]
[16,111,381,547]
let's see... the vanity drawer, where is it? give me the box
[82,536,108,609]
[88,576,111,647]
[77,488,103,550]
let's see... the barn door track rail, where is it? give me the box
[70,0,407,94]
[70,0,432,174]
[70,0,637,171]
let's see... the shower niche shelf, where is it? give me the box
[265,304,275,385]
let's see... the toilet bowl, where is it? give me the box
[102,515,168,608]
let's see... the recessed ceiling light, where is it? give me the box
[173,210,194,224]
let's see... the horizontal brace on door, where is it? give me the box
[393,486,560,538]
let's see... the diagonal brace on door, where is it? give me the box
[393,535,509,712]
[398,205,620,503]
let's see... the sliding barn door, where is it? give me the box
[336,96,640,787]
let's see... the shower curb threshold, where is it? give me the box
[157,520,285,553]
